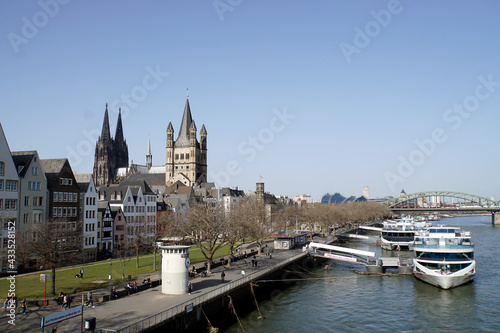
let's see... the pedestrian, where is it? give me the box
[80,268,84,278]
[221,271,225,282]
[255,259,258,267]
[3,297,10,310]
[251,258,255,267]
[86,292,93,307]
[51,326,57,333]
[188,282,192,295]
[110,287,118,300]
[63,294,68,309]
[21,299,26,314]
[241,270,245,278]
[133,281,137,292]
[58,292,64,305]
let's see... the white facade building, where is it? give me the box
[0,123,19,273]
[76,174,98,262]
[99,180,156,246]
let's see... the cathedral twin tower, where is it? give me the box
[93,99,207,187]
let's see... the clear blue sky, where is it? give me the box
[2,1,500,201]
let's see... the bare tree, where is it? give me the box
[177,200,229,274]
[239,196,274,255]
[222,205,247,266]
[113,238,132,280]
[27,218,82,295]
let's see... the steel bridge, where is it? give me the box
[382,191,500,224]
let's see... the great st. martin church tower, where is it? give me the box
[166,99,207,186]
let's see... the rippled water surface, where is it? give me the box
[224,216,500,333]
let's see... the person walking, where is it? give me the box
[80,268,84,279]
[86,292,93,307]
[221,271,226,282]
[241,270,245,278]
[63,294,68,309]
[20,299,26,314]
[188,282,193,295]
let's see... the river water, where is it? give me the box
[224,215,500,332]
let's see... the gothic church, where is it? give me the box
[93,104,129,186]
[93,99,207,187]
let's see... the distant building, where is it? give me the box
[321,192,367,205]
[294,194,313,206]
[93,104,129,186]
[363,186,370,199]
[166,99,207,186]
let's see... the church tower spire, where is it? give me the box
[146,136,152,170]
[113,108,129,169]
[165,98,207,186]
[100,103,111,141]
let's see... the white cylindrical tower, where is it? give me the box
[160,245,190,295]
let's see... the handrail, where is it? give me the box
[104,252,306,333]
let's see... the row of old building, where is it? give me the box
[0,122,285,274]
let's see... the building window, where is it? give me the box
[175,154,179,160]
[186,153,189,159]
[0,180,3,191]
[24,196,30,206]
[32,167,38,175]
[0,162,4,176]
[5,199,16,210]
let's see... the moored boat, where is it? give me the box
[412,225,475,289]
[381,218,431,251]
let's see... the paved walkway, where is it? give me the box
[1,244,307,333]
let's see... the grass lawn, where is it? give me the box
[0,243,240,299]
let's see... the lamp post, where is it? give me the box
[153,242,157,271]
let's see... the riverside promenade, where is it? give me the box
[1,245,311,333]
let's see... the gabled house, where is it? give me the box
[40,158,82,264]
[111,206,126,251]
[0,123,19,273]
[97,201,114,258]
[11,150,47,270]
[98,179,156,248]
[75,174,98,262]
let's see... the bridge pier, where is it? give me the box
[492,212,500,225]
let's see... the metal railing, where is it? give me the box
[99,252,307,333]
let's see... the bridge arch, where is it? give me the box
[383,191,498,209]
